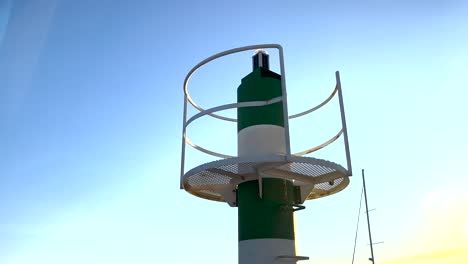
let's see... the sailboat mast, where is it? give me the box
[362,169,375,264]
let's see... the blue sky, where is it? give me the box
[1,0,467,263]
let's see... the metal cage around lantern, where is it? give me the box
[180,44,352,206]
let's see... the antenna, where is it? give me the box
[180,44,353,263]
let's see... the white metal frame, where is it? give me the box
[180,44,352,188]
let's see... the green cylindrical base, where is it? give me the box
[237,178,299,263]
[238,178,297,241]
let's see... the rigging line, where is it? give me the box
[351,185,364,264]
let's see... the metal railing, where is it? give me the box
[180,44,352,188]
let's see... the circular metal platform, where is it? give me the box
[183,155,350,205]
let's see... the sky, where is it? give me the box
[0,0,467,263]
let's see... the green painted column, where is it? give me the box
[237,51,299,263]
[238,178,298,240]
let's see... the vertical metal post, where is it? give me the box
[180,94,188,189]
[336,71,352,175]
[362,169,375,264]
[278,47,291,159]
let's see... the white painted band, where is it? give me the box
[239,239,296,264]
[238,125,286,157]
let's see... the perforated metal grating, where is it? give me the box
[183,155,350,203]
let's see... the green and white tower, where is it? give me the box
[181,44,352,263]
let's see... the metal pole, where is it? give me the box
[278,46,291,159]
[180,94,188,189]
[362,169,375,264]
[336,71,352,175]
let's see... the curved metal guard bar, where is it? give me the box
[183,77,341,164]
[293,129,343,156]
[185,81,339,123]
[183,88,348,176]
[184,96,283,160]
[185,137,234,159]
[289,86,338,119]
[183,44,285,122]
[186,96,282,126]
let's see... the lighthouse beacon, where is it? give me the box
[180,44,352,264]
